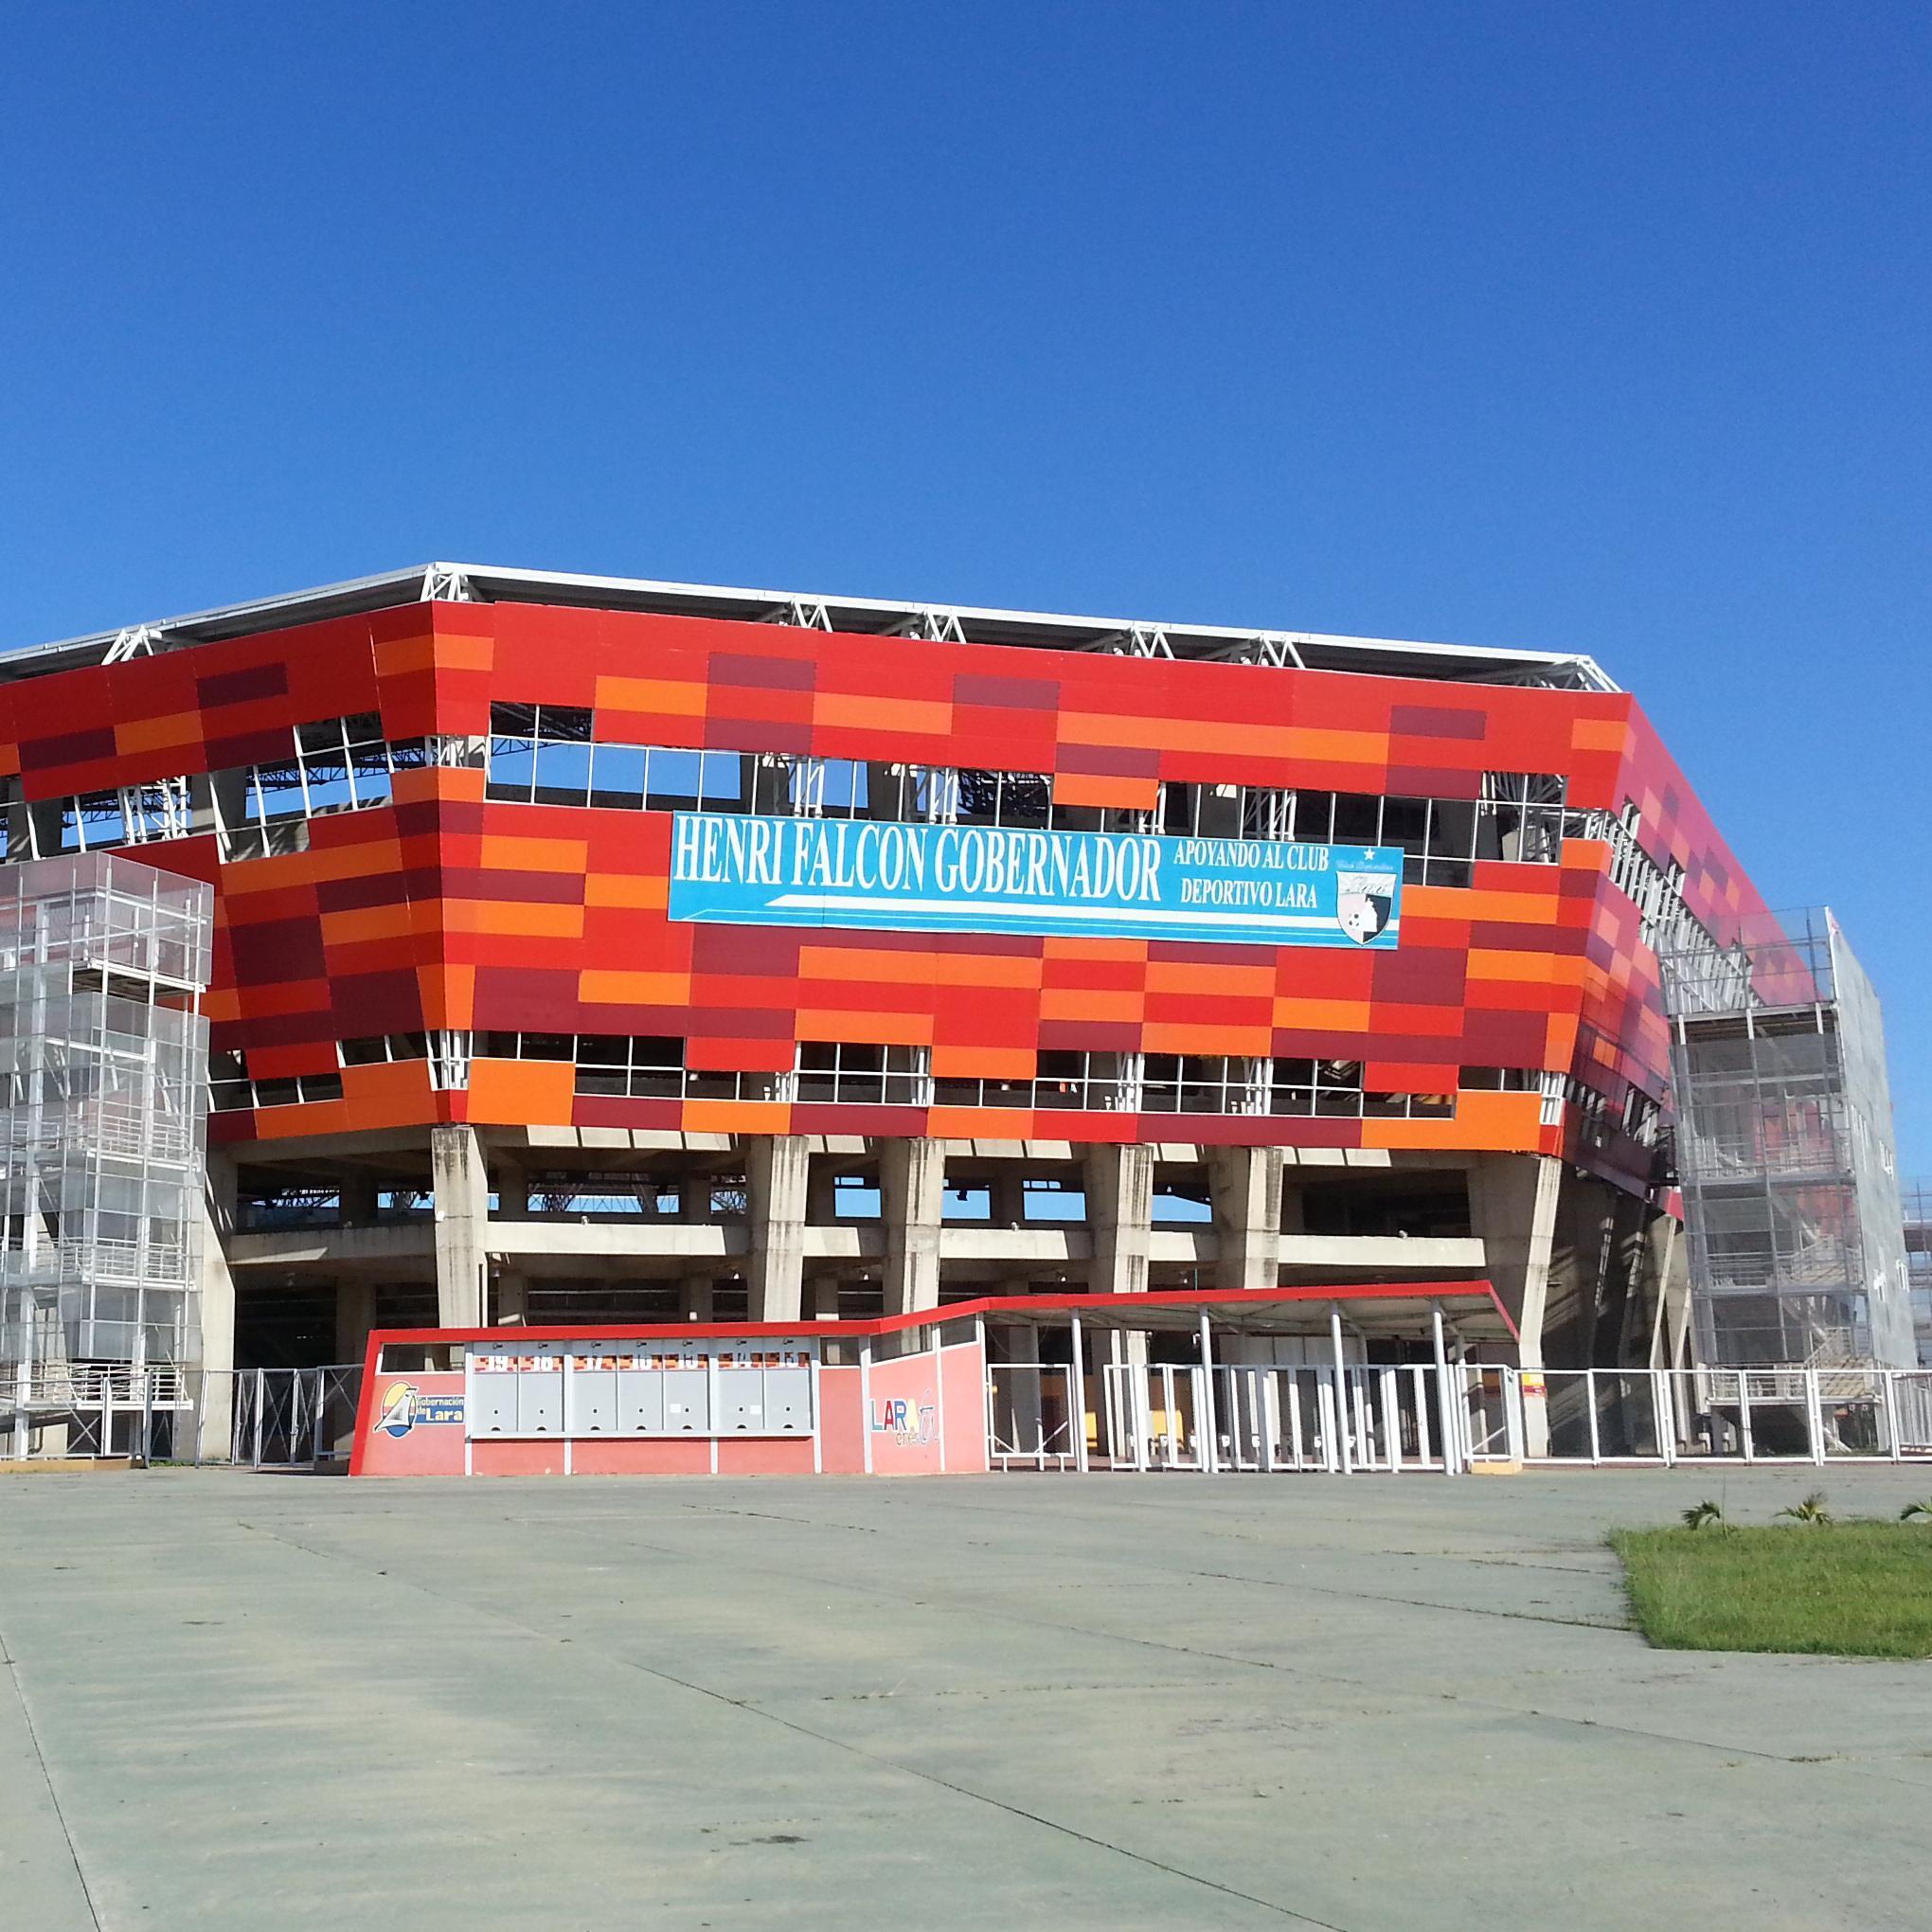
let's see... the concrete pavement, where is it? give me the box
[4,1466,1931,1929]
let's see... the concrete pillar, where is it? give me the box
[1208,1145,1282,1291]
[1087,1142,1154,1298]
[746,1136,808,1322]
[340,1172,379,1225]
[1470,1154,1565,1361]
[988,1168,1028,1228]
[331,1278,375,1461]
[681,1276,714,1323]
[881,1137,944,1317]
[495,1158,530,1218]
[810,1279,842,1321]
[805,1161,840,1226]
[196,1150,239,1459]
[1469,1153,1564,1456]
[1278,1171,1307,1235]
[334,1279,375,1364]
[492,1270,528,1327]
[430,1124,489,1329]
[1647,1210,1691,1371]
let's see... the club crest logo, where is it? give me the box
[1335,869,1398,945]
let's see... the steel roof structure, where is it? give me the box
[0,561,1619,692]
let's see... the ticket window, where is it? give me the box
[517,1366,564,1434]
[568,1369,618,1435]
[664,1366,711,1433]
[470,1370,518,1436]
[617,1368,666,1434]
[718,1366,765,1433]
[765,1366,813,1433]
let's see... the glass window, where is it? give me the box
[644,748,704,811]
[588,742,648,809]
[532,739,592,806]
[347,739,393,809]
[1292,792,1334,843]
[699,750,746,805]
[1333,794,1382,845]
[486,729,538,802]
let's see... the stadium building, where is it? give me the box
[3,562,1895,1471]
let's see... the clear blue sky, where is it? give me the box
[3,3,1927,1165]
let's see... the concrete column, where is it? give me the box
[1278,1170,1307,1235]
[1647,1210,1692,1371]
[746,1136,809,1322]
[810,1279,842,1322]
[988,1168,1028,1229]
[334,1279,375,1364]
[881,1137,945,1317]
[196,1150,239,1459]
[1087,1142,1154,1298]
[1470,1154,1564,1361]
[1208,1145,1282,1291]
[1469,1153,1564,1456]
[340,1172,379,1225]
[328,1278,375,1459]
[681,1276,714,1323]
[495,1158,530,1218]
[805,1161,841,1227]
[430,1124,489,1329]
[492,1270,528,1327]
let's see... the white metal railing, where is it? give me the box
[990,1361,1466,1476]
[1509,1365,1932,1466]
[983,1361,1932,1476]
[987,1363,1081,1469]
[10,1362,189,1407]
[7,1238,191,1286]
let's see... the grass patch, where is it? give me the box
[1611,1521,1932,1659]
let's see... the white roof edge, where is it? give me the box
[0,560,1621,691]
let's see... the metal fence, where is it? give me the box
[4,1363,364,1467]
[1521,1365,1932,1466]
[220,1366,364,1468]
[990,1360,1460,1474]
[987,1360,1932,1475]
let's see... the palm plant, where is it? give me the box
[1681,1498,1726,1530]
[1900,1500,1932,1521]
[1778,1491,1833,1526]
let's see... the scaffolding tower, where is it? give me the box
[1660,907,1912,1369]
[0,853,212,1456]
[1905,1181,1932,1369]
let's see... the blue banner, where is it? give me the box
[668,814,1402,950]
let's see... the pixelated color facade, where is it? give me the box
[0,599,1773,1204]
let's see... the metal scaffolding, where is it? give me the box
[1905,1180,1932,1368]
[1660,908,1912,1369]
[0,853,212,1455]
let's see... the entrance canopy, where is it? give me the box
[349,1279,1512,1481]
[362,1278,1514,1359]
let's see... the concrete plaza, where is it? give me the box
[4,1467,1931,1930]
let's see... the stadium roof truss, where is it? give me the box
[1,562,1620,693]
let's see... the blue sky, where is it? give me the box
[3,3,1927,1164]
